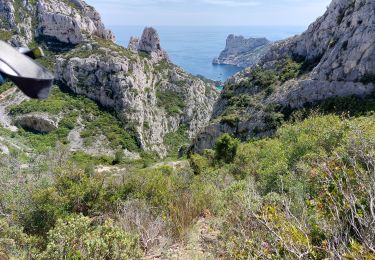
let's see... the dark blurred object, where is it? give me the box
[0,41,53,99]
[18,47,45,59]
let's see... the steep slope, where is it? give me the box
[213,35,271,68]
[191,0,375,153]
[0,0,219,157]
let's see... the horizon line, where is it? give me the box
[106,24,309,27]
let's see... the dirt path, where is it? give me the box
[144,216,218,260]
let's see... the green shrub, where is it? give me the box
[189,154,211,175]
[156,90,185,115]
[41,215,142,259]
[228,94,253,108]
[252,68,278,89]
[220,114,240,127]
[0,81,14,94]
[163,126,189,158]
[360,72,375,85]
[215,134,240,164]
[0,30,12,41]
[22,166,108,236]
[264,111,285,129]
[278,58,302,82]
[113,150,124,165]
[0,219,32,259]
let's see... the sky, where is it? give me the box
[85,0,332,27]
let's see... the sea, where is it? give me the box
[110,26,305,82]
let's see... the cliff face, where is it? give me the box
[192,0,375,153]
[0,0,114,46]
[36,0,115,44]
[213,35,271,68]
[55,33,218,155]
[0,0,219,156]
[261,0,375,82]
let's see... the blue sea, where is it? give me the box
[110,26,305,82]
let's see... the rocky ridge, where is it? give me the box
[213,35,271,68]
[192,0,375,153]
[55,34,218,155]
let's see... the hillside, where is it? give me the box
[191,0,375,153]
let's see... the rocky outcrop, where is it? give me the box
[36,0,114,44]
[56,29,219,156]
[0,0,114,46]
[128,27,169,63]
[213,35,271,68]
[14,113,59,133]
[128,36,139,53]
[192,0,375,153]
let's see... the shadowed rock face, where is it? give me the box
[213,35,271,68]
[14,113,59,133]
[191,0,375,153]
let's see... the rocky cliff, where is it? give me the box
[0,0,219,157]
[213,35,271,68]
[0,0,114,47]
[55,32,218,155]
[192,0,375,153]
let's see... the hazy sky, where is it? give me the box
[86,0,331,26]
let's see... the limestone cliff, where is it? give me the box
[213,35,271,68]
[0,0,114,47]
[0,0,219,156]
[36,0,115,44]
[55,32,218,155]
[192,0,375,153]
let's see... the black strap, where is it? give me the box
[0,41,54,99]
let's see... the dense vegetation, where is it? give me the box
[1,110,374,258]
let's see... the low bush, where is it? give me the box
[360,72,375,85]
[41,215,142,259]
[215,134,240,164]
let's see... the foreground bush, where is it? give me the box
[213,114,375,259]
[41,215,142,259]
